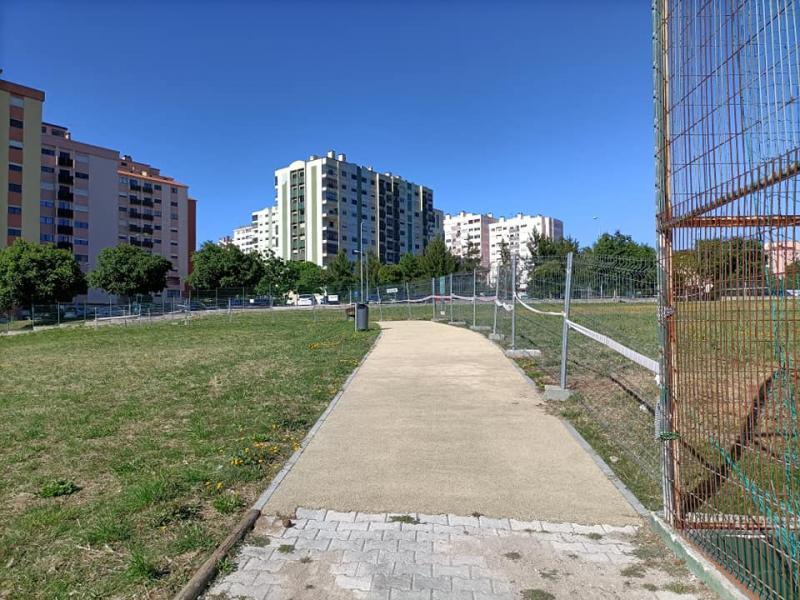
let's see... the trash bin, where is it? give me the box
[355,303,369,331]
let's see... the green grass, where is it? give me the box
[0,310,377,599]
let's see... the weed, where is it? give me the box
[248,535,271,547]
[503,551,522,561]
[299,556,312,564]
[39,479,81,498]
[389,515,420,525]
[584,532,603,540]
[126,548,162,581]
[216,556,235,576]
[521,589,555,600]
[539,569,559,581]
[277,544,295,553]
[212,492,245,515]
[642,583,658,591]
[663,581,694,594]
[620,564,646,578]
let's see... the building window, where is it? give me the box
[8,206,21,215]
[74,239,89,246]
[10,140,23,150]
[170,213,178,220]
[9,118,23,129]
[40,200,54,208]
[75,221,89,229]
[119,176,129,184]
[40,234,54,242]
[75,254,89,263]
[41,166,54,173]
[8,228,22,237]
[170,201,178,207]
[10,96,24,108]
[154,184,161,191]
[170,186,177,193]
[75,172,89,179]
[41,147,55,156]
[8,183,22,193]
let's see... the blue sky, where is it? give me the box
[1,0,655,249]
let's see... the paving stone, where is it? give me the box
[357,511,388,522]
[293,537,331,551]
[394,561,433,577]
[402,522,434,533]
[448,515,480,528]
[305,518,339,530]
[434,564,471,578]
[365,539,401,552]
[336,574,372,591]
[326,510,357,522]
[399,540,434,553]
[329,538,366,551]
[413,574,452,592]
[433,592,475,600]
[351,529,385,541]
[380,550,416,563]
[372,573,413,591]
[469,567,494,579]
[330,562,359,576]
[418,513,450,525]
[252,572,287,586]
[389,590,432,600]
[316,528,352,541]
[357,562,396,577]
[339,520,371,531]
[384,529,417,542]
[540,521,575,534]
[508,518,541,532]
[451,577,493,593]
[296,507,326,521]
[449,555,487,568]
[370,521,403,531]
[478,516,510,530]
[415,551,451,565]
[343,549,381,564]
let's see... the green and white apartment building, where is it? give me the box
[223,150,443,266]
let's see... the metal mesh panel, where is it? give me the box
[654,0,800,596]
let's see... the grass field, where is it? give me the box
[0,310,377,599]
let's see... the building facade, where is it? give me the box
[2,80,45,247]
[444,211,496,269]
[271,150,442,267]
[2,79,197,300]
[488,213,564,276]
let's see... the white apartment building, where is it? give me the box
[488,213,564,276]
[444,211,496,269]
[224,151,443,266]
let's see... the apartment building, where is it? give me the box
[2,79,45,246]
[444,211,496,269]
[117,157,195,296]
[488,213,564,275]
[272,150,442,267]
[229,223,257,253]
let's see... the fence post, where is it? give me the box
[406,281,412,319]
[431,277,436,321]
[377,286,383,320]
[94,307,98,329]
[57,302,61,326]
[492,271,500,335]
[559,252,574,390]
[31,304,35,332]
[472,268,477,328]
[215,288,219,310]
[449,273,454,323]
[228,297,232,321]
[511,254,517,350]
[83,301,87,324]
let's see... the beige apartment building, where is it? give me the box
[444,211,496,269]
[489,213,564,278]
[2,79,44,246]
[2,78,197,300]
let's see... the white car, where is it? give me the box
[296,294,315,306]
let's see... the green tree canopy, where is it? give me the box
[188,242,264,290]
[256,251,296,298]
[397,253,423,281]
[419,237,459,278]
[459,240,482,271]
[589,231,656,262]
[294,261,327,294]
[87,244,171,299]
[378,264,403,285]
[0,240,86,309]
[327,250,355,290]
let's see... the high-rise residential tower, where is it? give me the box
[272,150,442,266]
[444,211,497,269]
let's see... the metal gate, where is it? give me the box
[654,0,800,597]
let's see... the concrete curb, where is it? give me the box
[172,327,383,600]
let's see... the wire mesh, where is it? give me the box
[654,0,800,596]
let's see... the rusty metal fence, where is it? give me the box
[654,0,800,597]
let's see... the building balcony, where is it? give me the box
[57,156,73,168]
[142,199,154,207]
[142,226,154,235]
[57,190,73,202]
[58,173,74,185]
[57,208,74,219]
[142,186,154,195]
[142,213,154,221]
[56,241,73,250]
[57,225,73,236]
[130,183,141,191]
[142,240,153,248]
[129,224,141,233]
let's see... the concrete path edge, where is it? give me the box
[172,327,383,600]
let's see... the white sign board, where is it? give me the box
[386,288,399,294]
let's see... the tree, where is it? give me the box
[365,249,382,291]
[0,240,86,310]
[419,237,458,278]
[294,261,327,294]
[87,244,171,299]
[397,253,422,281]
[327,250,355,291]
[188,242,264,290]
[590,231,656,262]
[460,240,482,271]
[378,264,403,284]
[256,251,296,299]
[525,232,580,296]
[498,239,511,269]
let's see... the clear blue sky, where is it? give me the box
[1,0,655,249]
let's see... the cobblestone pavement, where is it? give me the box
[207,509,707,600]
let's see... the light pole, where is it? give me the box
[360,220,365,302]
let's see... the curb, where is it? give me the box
[172,327,383,600]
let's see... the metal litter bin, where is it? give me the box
[355,303,369,331]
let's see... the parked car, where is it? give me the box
[296,294,315,306]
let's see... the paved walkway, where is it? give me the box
[209,321,707,600]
